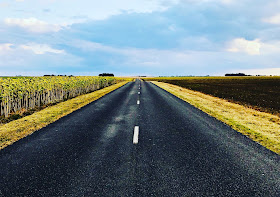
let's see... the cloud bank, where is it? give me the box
[227,38,261,55]
[1,0,280,76]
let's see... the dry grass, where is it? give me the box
[152,81,280,154]
[0,81,129,150]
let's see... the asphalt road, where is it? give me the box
[0,79,279,196]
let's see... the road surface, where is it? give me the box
[0,79,279,196]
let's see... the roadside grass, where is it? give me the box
[0,81,129,150]
[152,81,280,155]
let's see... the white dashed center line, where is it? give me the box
[133,126,139,144]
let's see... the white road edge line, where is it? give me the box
[137,100,140,105]
[133,126,139,144]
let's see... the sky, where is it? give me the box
[1,0,280,76]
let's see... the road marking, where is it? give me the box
[137,100,140,105]
[133,126,139,144]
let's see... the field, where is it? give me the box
[144,76,280,116]
[0,81,129,150]
[0,76,128,123]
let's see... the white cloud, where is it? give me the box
[226,38,261,55]
[263,14,280,25]
[227,39,280,55]
[71,40,280,76]
[71,40,223,71]
[0,42,81,76]
[4,18,63,33]
[0,43,64,55]
[20,43,65,54]
[0,43,13,53]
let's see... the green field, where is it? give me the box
[144,76,280,116]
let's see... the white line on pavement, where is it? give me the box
[133,126,139,144]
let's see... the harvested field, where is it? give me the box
[144,76,280,116]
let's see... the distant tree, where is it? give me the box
[225,73,246,76]
[99,73,114,77]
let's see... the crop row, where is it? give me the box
[0,76,125,117]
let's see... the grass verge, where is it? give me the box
[0,81,129,150]
[152,81,280,154]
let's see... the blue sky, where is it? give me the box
[1,0,280,76]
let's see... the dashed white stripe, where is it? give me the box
[133,126,139,144]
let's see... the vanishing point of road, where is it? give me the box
[0,79,279,196]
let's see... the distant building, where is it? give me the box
[99,73,114,77]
